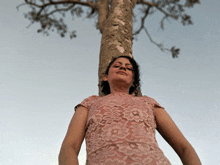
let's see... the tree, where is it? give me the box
[18,0,200,96]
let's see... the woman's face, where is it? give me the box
[103,57,134,88]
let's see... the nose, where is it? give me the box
[119,66,126,71]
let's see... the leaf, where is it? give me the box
[171,46,180,58]
[185,0,200,8]
[70,30,77,39]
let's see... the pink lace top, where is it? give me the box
[75,93,171,165]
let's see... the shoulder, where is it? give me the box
[75,95,100,111]
[141,95,152,100]
[82,95,100,102]
[141,95,164,109]
[140,95,156,104]
[141,95,156,102]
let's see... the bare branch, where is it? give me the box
[45,4,75,17]
[25,0,96,9]
[19,0,199,57]
[25,0,42,8]
[136,0,158,6]
[16,3,26,11]
[144,27,179,58]
[20,0,97,38]
[26,22,33,28]
[87,7,96,18]
[160,15,167,30]
[24,0,96,22]
[144,27,168,52]
[133,5,151,36]
[155,5,178,20]
[133,0,199,57]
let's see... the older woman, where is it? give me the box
[59,56,201,165]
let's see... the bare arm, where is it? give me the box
[154,107,201,165]
[59,106,88,165]
[59,146,79,165]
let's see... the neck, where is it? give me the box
[109,84,130,95]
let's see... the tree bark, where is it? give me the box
[97,0,141,97]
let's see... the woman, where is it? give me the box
[59,56,201,165]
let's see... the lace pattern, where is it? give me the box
[75,93,171,165]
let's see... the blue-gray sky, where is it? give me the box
[1,0,220,164]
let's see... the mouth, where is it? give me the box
[117,71,127,75]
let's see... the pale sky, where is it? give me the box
[1,0,220,165]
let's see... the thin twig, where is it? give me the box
[144,27,169,52]
[133,6,151,36]
[26,22,33,28]
[16,3,26,11]
[25,0,95,9]
[155,5,177,20]
[45,4,75,17]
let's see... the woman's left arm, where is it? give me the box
[154,107,202,165]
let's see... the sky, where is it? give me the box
[1,0,220,165]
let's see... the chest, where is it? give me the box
[87,96,156,128]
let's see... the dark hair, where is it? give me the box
[101,56,141,96]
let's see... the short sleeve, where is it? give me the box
[74,95,99,111]
[143,95,164,109]
[150,97,164,109]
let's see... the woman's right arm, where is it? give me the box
[59,106,88,165]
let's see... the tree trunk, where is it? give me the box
[97,0,141,97]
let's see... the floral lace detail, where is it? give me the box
[75,93,171,165]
